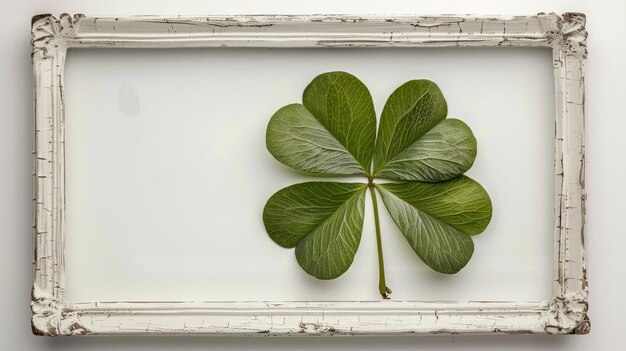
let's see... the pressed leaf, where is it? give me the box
[266,104,366,175]
[263,73,494,289]
[376,176,492,273]
[375,119,477,182]
[302,71,377,173]
[373,80,448,176]
[263,182,367,279]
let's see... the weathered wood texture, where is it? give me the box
[31,13,588,336]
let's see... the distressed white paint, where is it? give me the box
[31,13,588,336]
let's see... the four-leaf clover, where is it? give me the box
[263,72,492,298]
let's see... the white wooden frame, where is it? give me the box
[31,13,588,336]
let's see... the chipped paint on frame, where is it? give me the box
[31,13,588,336]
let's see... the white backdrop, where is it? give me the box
[1,0,624,350]
[63,47,554,303]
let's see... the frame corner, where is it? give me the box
[545,295,590,335]
[31,296,90,336]
[560,12,588,59]
[31,13,85,58]
[31,295,63,336]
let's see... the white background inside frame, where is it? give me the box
[64,47,555,303]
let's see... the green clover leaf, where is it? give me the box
[263,72,492,298]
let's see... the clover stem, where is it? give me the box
[368,180,391,299]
